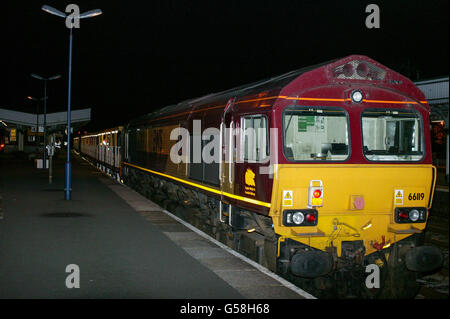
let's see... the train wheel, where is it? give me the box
[381,246,420,298]
[360,251,389,299]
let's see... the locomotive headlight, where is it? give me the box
[283,209,318,226]
[395,207,426,223]
[292,212,305,225]
[409,209,420,222]
[350,90,363,103]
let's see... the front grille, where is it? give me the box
[333,60,386,80]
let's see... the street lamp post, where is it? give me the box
[26,95,47,152]
[30,73,61,169]
[41,4,102,200]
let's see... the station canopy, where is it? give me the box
[0,107,91,133]
[415,76,449,125]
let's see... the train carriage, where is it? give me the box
[81,55,443,298]
[75,126,123,180]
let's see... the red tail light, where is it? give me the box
[313,189,322,198]
[398,210,408,220]
[306,213,316,223]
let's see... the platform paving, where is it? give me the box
[0,153,308,299]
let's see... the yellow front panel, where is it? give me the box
[270,164,435,256]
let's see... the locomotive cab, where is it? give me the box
[268,56,443,297]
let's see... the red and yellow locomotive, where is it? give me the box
[78,55,443,298]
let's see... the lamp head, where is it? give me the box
[41,5,67,18]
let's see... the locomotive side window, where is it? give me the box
[362,109,423,161]
[282,107,349,161]
[241,115,269,162]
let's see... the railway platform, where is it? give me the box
[0,151,311,299]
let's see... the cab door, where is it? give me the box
[220,98,236,197]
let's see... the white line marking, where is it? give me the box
[162,208,317,299]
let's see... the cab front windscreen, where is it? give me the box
[282,107,350,161]
[362,109,423,161]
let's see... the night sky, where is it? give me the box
[3,0,449,131]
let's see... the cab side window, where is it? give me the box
[241,115,269,162]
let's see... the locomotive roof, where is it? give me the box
[129,54,428,126]
[132,57,339,124]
